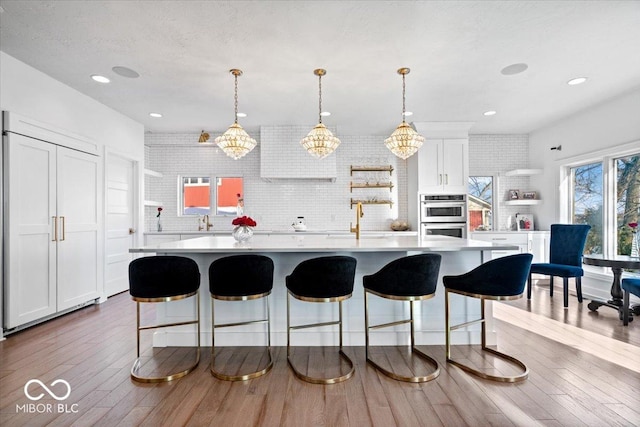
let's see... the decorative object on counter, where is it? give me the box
[300,69,341,159]
[515,213,534,231]
[630,222,639,258]
[522,191,537,200]
[231,215,256,242]
[156,207,163,232]
[384,68,424,160]
[198,130,210,143]
[214,69,257,160]
[508,189,520,200]
[236,193,244,216]
[390,220,410,231]
[292,216,307,231]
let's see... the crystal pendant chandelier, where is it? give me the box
[214,69,257,160]
[384,68,424,160]
[300,69,341,159]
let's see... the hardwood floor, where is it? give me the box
[1,287,639,427]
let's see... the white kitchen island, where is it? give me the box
[130,234,518,347]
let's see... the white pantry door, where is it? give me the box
[104,154,136,296]
[56,146,101,311]
[5,134,57,328]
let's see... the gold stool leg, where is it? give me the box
[131,294,201,383]
[446,294,528,383]
[287,294,355,384]
[210,295,273,381]
[365,292,439,383]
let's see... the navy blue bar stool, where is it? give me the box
[209,255,274,381]
[363,254,442,382]
[443,253,532,383]
[286,256,357,384]
[128,256,201,383]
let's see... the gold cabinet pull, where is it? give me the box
[60,216,66,241]
[52,216,58,241]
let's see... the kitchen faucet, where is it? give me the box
[350,202,364,239]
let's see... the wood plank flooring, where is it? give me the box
[1,286,639,426]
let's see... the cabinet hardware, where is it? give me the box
[60,216,66,241]
[439,174,443,185]
[445,174,449,185]
[52,216,58,241]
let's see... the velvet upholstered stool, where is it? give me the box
[209,255,274,381]
[363,254,442,382]
[443,253,533,383]
[128,256,201,383]
[286,256,357,384]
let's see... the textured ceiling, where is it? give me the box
[1,0,640,136]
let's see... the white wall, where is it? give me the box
[0,52,144,159]
[529,87,640,230]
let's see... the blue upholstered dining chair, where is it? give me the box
[527,224,591,308]
[621,278,640,326]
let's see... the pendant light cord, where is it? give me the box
[234,73,239,124]
[402,72,406,123]
[318,73,323,124]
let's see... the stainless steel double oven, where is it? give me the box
[419,194,468,239]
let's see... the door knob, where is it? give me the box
[129,228,136,234]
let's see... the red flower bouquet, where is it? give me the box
[232,216,257,227]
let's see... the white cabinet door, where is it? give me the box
[5,134,57,328]
[417,139,468,194]
[530,232,550,263]
[441,139,468,194]
[470,232,528,260]
[57,147,101,311]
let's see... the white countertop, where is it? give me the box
[145,230,418,236]
[132,234,517,254]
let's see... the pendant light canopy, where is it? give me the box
[300,69,341,159]
[214,69,257,160]
[198,130,210,143]
[384,68,424,160]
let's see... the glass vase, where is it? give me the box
[632,232,639,258]
[232,225,253,242]
[157,217,162,232]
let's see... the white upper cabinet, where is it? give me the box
[416,138,468,194]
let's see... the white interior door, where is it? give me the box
[104,154,135,296]
[56,146,101,310]
[5,134,57,328]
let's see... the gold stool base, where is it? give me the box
[211,347,274,381]
[447,346,528,383]
[131,349,200,383]
[287,349,355,385]
[367,346,440,383]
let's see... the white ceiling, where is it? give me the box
[1,1,640,136]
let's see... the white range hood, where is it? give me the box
[260,125,337,181]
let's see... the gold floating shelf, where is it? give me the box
[350,198,394,209]
[350,182,394,192]
[350,165,394,176]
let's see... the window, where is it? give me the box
[567,148,640,257]
[570,162,603,254]
[468,176,493,231]
[615,154,640,255]
[180,176,243,216]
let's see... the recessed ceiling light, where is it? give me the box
[112,66,140,78]
[402,111,413,117]
[236,112,247,118]
[483,110,497,116]
[91,74,110,84]
[149,112,162,118]
[567,77,588,86]
[501,63,528,75]
[320,111,331,117]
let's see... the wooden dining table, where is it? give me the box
[583,254,640,322]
